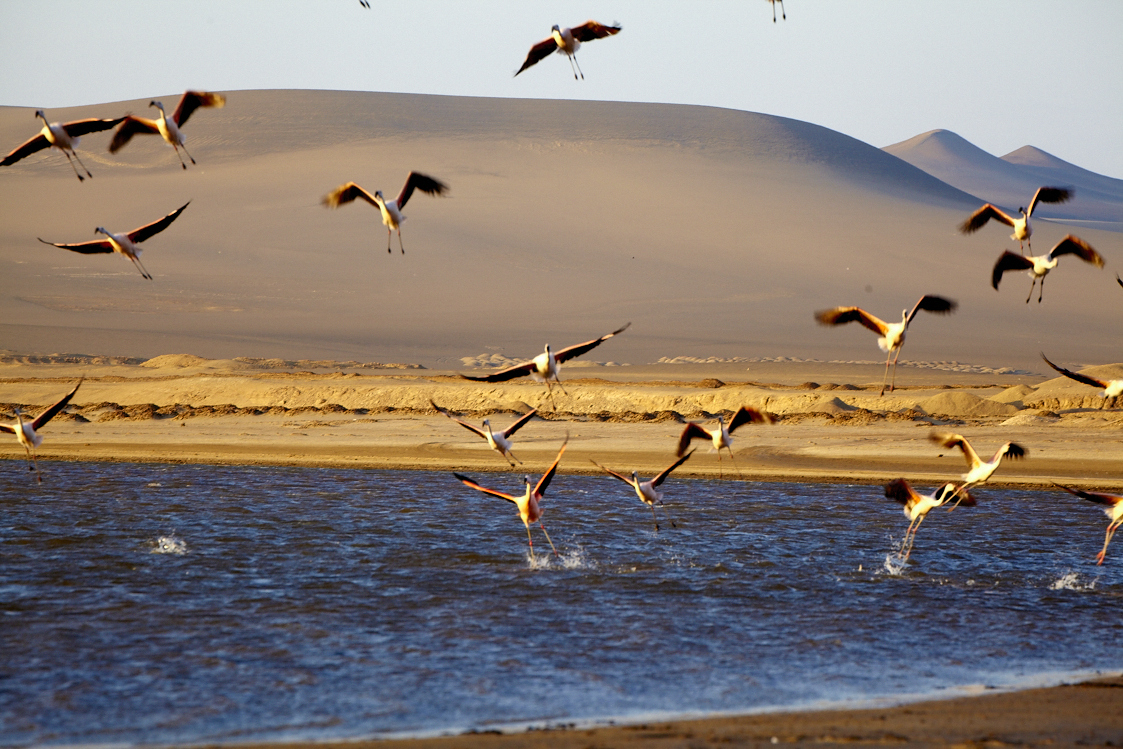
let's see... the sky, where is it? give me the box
[2,1,1121,178]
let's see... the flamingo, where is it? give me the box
[1041,353,1123,406]
[929,431,1026,505]
[108,91,225,169]
[322,172,448,254]
[814,295,957,396]
[515,20,622,80]
[452,438,568,557]
[884,478,975,561]
[590,450,695,532]
[1053,483,1123,565]
[768,0,787,22]
[991,234,1103,303]
[676,406,773,479]
[458,323,631,407]
[959,186,1072,253]
[1,380,82,483]
[430,400,538,466]
[38,202,190,280]
[1,110,124,181]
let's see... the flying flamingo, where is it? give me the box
[929,431,1026,505]
[322,172,448,254]
[458,323,630,407]
[676,406,773,479]
[590,450,695,531]
[884,478,975,561]
[1,380,82,483]
[768,0,787,22]
[38,202,190,280]
[1053,483,1123,565]
[814,295,957,395]
[1041,353,1123,406]
[108,91,225,169]
[515,21,622,80]
[959,186,1072,253]
[991,235,1103,303]
[1,110,124,181]
[453,438,568,557]
[431,400,538,466]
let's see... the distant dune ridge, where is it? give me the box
[884,129,1123,228]
[1,90,1119,370]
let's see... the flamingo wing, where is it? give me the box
[534,439,568,497]
[1053,483,1123,507]
[1001,443,1027,461]
[552,322,631,364]
[1048,235,1102,267]
[727,406,773,433]
[431,401,488,439]
[906,295,957,324]
[814,307,888,336]
[395,171,448,209]
[1117,274,1122,289]
[515,37,558,76]
[929,431,981,470]
[991,251,1033,289]
[458,360,538,383]
[0,424,14,435]
[1041,353,1107,389]
[453,473,519,505]
[676,422,710,457]
[127,202,190,244]
[589,459,635,486]
[959,203,1015,233]
[30,380,82,430]
[62,116,126,138]
[570,20,622,42]
[884,478,921,507]
[1026,186,1072,216]
[651,449,695,488]
[322,181,379,209]
[172,91,225,128]
[108,116,160,153]
[501,409,538,438]
[38,237,115,254]
[1,133,51,166]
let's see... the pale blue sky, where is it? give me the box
[2,0,1121,177]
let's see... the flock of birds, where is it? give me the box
[2,10,1120,567]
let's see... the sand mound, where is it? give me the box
[921,391,1017,417]
[765,394,856,415]
[991,384,1036,405]
[1001,412,1060,426]
[141,354,211,369]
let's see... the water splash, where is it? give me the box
[150,535,187,555]
[1049,571,1096,591]
[883,553,907,576]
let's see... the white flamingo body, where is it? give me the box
[960,186,1072,252]
[453,439,567,556]
[1054,484,1123,564]
[431,400,537,466]
[515,20,622,80]
[591,450,695,531]
[676,406,773,478]
[109,91,225,169]
[323,172,448,253]
[991,235,1103,303]
[884,478,974,560]
[1,381,82,482]
[1,110,124,181]
[815,295,957,395]
[930,432,1026,501]
[39,202,190,280]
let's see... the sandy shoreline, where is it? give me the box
[206,675,1123,748]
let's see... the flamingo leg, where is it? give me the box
[538,521,559,557]
[571,53,585,80]
[879,349,893,396]
[779,0,786,20]
[180,143,197,166]
[888,347,904,394]
[1098,521,1120,565]
[60,149,88,182]
[397,227,405,254]
[131,255,153,281]
[525,524,535,554]
[385,227,393,254]
[726,447,744,479]
[69,149,95,180]
[648,503,660,532]
[1037,275,1045,303]
[22,443,42,484]
[658,500,679,529]
[504,449,521,467]
[1025,278,1037,304]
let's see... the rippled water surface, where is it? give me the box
[2,460,1120,746]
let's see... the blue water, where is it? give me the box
[1,460,1120,746]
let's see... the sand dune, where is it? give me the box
[1,91,1120,372]
[885,129,1123,227]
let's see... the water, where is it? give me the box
[1,461,1120,746]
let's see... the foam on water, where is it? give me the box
[149,534,187,555]
[1049,571,1097,591]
